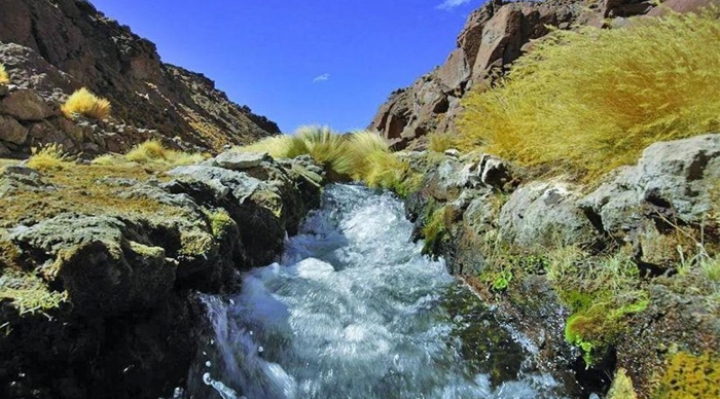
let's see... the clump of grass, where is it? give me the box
[234,134,309,160]
[421,206,449,256]
[61,88,112,120]
[458,9,720,180]
[333,131,392,179]
[27,144,73,171]
[0,63,9,85]
[295,125,347,168]
[0,269,67,315]
[427,131,458,153]
[94,139,207,168]
[234,128,411,190]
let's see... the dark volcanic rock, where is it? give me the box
[0,0,279,153]
[0,155,325,399]
[370,0,657,149]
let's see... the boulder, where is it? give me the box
[581,133,720,238]
[0,115,28,144]
[499,181,600,249]
[0,89,55,121]
[11,214,178,316]
[212,151,271,170]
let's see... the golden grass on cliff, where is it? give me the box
[459,9,720,180]
[61,88,111,120]
[0,63,9,85]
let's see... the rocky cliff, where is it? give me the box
[0,0,279,157]
[370,0,660,148]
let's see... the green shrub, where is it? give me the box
[459,9,720,180]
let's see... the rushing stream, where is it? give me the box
[187,184,573,399]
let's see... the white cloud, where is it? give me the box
[312,73,330,83]
[437,0,471,10]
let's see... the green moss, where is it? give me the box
[564,291,650,367]
[421,205,448,256]
[654,351,720,399]
[393,172,424,198]
[0,269,67,315]
[207,209,236,238]
[179,231,215,256]
[251,189,284,218]
[128,241,165,258]
[490,268,513,292]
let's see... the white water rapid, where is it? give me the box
[187,184,572,399]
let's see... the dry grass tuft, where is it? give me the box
[333,131,392,180]
[234,134,309,160]
[61,88,111,120]
[105,139,207,168]
[427,132,458,153]
[0,63,9,85]
[459,9,720,180]
[27,144,73,171]
[295,125,348,169]
[234,128,410,189]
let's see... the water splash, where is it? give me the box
[190,184,570,399]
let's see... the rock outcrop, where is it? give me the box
[0,0,279,157]
[0,153,324,399]
[370,0,657,148]
[400,133,720,398]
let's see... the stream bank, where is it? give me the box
[398,134,720,399]
[0,152,325,398]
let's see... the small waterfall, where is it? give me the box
[188,184,572,399]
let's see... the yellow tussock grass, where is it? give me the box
[0,63,9,85]
[61,88,111,120]
[234,134,309,160]
[116,139,207,167]
[234,128,409,188]
[459,9,720,180]
[27,144,73,171]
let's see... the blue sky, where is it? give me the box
[91,0,481,133]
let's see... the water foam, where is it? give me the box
[191,184,569,399]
